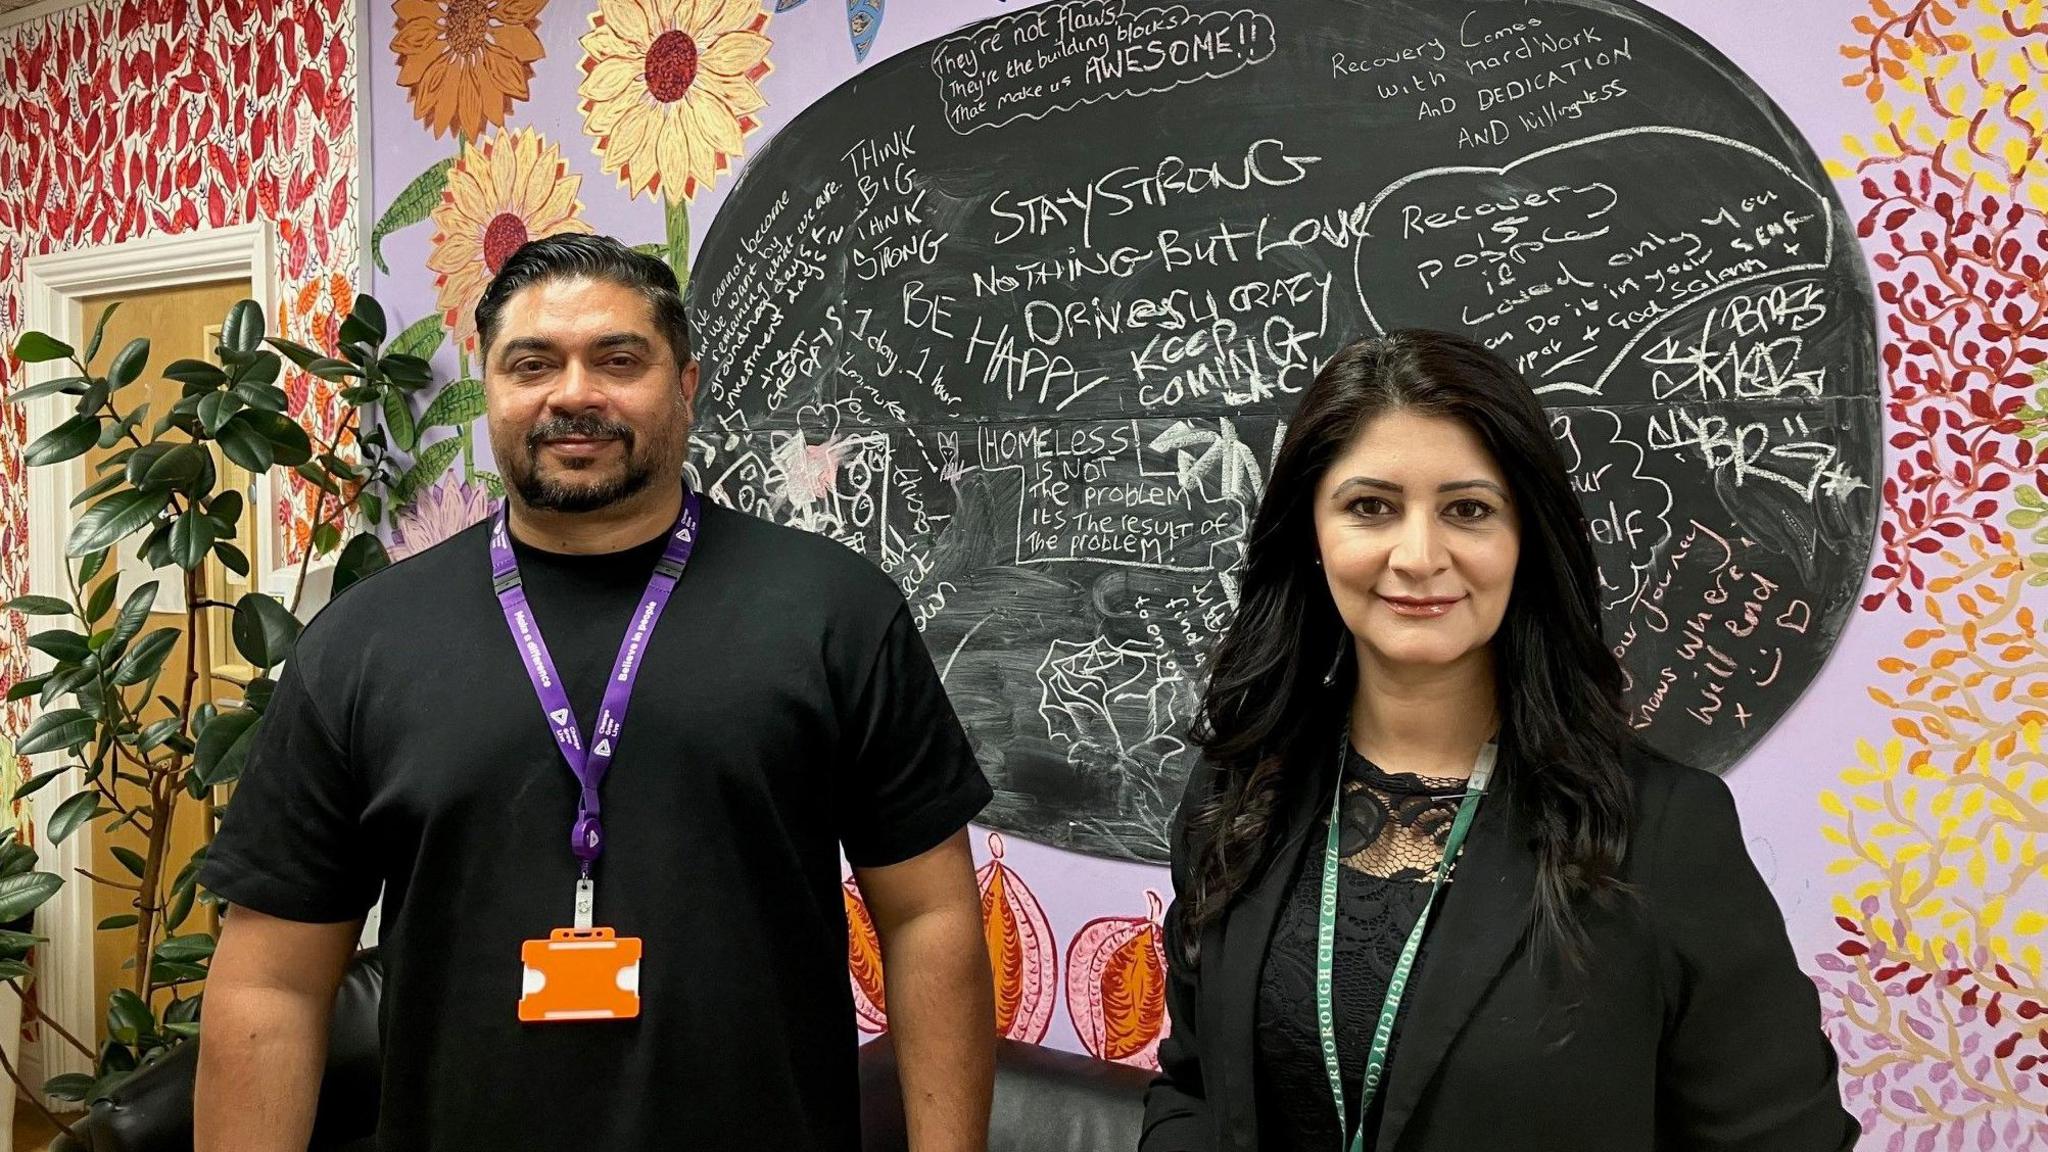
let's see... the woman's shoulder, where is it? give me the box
[1621,740,1752,878]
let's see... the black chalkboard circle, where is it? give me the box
[689,0,1880,863]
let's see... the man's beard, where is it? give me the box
[505,414,670,513]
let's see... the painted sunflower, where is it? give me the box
[577,0,773,203]
[391,0,549,140]
[426,128,595,352]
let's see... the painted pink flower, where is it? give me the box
[389,476,494,560]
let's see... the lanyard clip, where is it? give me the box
[574,875,595,930]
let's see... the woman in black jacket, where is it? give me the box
[1140,330,1856,1152]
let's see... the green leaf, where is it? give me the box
[13,767,66,800]
[42,1073,96,1102]
[106,337,150,392]
[48,791,103,845]
[213,541,251,578]
[164,993,202,1028]
[371,158,453,275]
[382,388,418,452]
[246,410,313,466]
[109,846,146,878]
[169,510,220,571]
[26,630,91,663]
[113,628,180,687]
[77,378,112,421]
[208,489,245,526]
[193,706,260,786]
[96,914,138,931]
[419,379,486,429]
[381,354,434,391]
[389,313,446,362]
[359,491,386,526]
[266,337,322,372]
[110,581,159,650]
[6,676,51,704]
[155,933,216,963]
[238,351,283,388]
[12,331,74,363]
[136,717,182,753]
[340,295,388,347]
[232,593,302,668]
[0,872,61,923]
[143,443,216,496]
[0,959,31,981]
[68,488,170,556]
[216,412,276,472]
[6,375,93,404]
[162,1020,202,1038]
[0,927,46,953]
[101,403,148,446]
[2011,508,2044,530]
[311,522,342,556]
[222,300,265,355]
[85,575,119,624]
[18,708,92,756]
[164,883,196,932]
[79,548,110,584]
[332,533,392,597]
[307,356,364,379]
[397,437,464,504]
[198,391,244,436]
[69,469,127,509]
[107,987,153,1044]
[24,415,101,467]
[162,358,227,389]
[4,595,73,616]
[296,460,341,495]
[84,303,119,363]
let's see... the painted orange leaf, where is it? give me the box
[977,832,1056,1043]
[845,874,887,1034]
[1066,890,1170,1068]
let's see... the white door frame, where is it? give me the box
[19,222,277,1096]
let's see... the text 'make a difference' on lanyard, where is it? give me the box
[1315,731,1493,1152]
[490,488,701,929]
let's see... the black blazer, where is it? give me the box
[1141,746,1857,1152]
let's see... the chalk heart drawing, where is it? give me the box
[1065,889,1171,1070]
[979,832,1057,1043]
[1353,126,1835,399]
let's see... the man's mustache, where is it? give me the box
[527,416,635,447]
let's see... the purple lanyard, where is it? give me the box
[490,489,701,890]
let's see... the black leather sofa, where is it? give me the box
[53,950,1153,1152]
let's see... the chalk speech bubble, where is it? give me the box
[1352,127,1835,399]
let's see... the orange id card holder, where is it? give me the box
[518,927,643,1023]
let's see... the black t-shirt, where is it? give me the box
[200,500,992,1150]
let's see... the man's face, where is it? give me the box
[483,276,699,514]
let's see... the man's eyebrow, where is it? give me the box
[492,333,657,362]
[493,336,556,362]
[590,333,655,354]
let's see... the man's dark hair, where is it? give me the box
[475,233,694,364]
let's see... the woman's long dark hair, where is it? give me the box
[1178,329,1633,969]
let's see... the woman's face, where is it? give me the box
[1312,409,1521,678]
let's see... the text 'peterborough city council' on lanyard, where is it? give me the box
[490,488,702,929]
[1316,729,1494,1152]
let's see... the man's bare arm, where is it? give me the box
[194,905,359,1152]
[856,830,995,1152]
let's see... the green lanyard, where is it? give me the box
[1315,733,1494,1152]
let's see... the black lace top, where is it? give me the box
[1254,746,1471,1152]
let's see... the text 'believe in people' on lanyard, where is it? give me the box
[1316,732,1493,1152]
[490,488,702,928]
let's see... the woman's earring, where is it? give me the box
[1322,642,1347,688]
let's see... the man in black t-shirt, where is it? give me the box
[195,235,996,1150]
